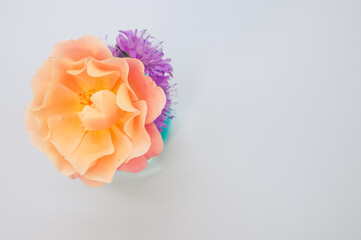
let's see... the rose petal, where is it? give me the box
[50,35,113,61]
[80,58,120,90]
[65,129,114,175]
[117,123,163,173]
[47,113,86,156]
[116,83,139,112]
[142,123,164,159]
[31,82,83,145]
[125,58,166,123]
[69,173,105,187]
[24,102,45,151]
[78,176,106,187]
[84,126,132,183]
[44,143,77,176]
[117,157,148,173]
[122,100,151,160]
[88,57,132,96]
[86,58,118,77]
[34,82,82,115]
[78,90,122,131]
[30,59,56,108]
[56,58,90,94]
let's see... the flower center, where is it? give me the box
[79,88,96,107]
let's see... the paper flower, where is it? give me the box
[25,32,173,187]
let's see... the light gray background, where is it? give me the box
[1,0,361,239]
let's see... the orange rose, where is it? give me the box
[24,36,166,187]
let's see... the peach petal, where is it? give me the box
[116,83,139,112]
[123,114,136,138]
[118,111,139,135]
[117,123,163,173]
[117,157,148,173]
[124,100,151,160]
[47,113,86,156]
[44,143,76,176]
[50,35,113,61]
[24,102,45,151]
[65,58,88,76]
[56,58,90,94]
[30,82,83,146]
[142,123,164,159]
[34,82,82,116]
[126,58,166,123]
[66,129,114,175]
[30,59,56,108]
[89,57,133,97]
[68,173,105,187]
[84,126,133,183]
[78,176,106,187]
[86,58,118,77]
[69,173,79,180]
[63,58,124,93]
[78,90,122,131]
[82,58,120,90]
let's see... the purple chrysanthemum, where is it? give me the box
[108,29,174,132]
